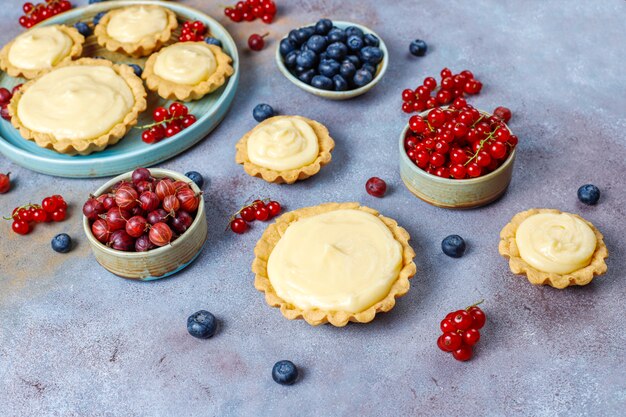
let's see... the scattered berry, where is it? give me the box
[409,39,428,57]
[365,177,387,198]
[437,301,485,361]
[230,218,248,234]
[272,360,298,385]
[205,37,222,47]
[73,21,91,37]
[224,0,277,24]
[187,310,218,339]
[253,103,274,122]
[93,11,106,26]
[5,195,68,234]
[248,32,269,51]
[137,103,195,143]
[577,184,600,205]
[19,0,73,28]
[185,171,204,188]
[441,235,466,258]
[493,106,512,123]
[0,172,11,193]
[51,233,72,253]
[228,198,282,234]
[179,20,207,42]
[128,64,143,77]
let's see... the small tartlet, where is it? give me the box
[498,208,608,289]
[8,58,147,156]
[236,115,335,184]
[0,25,85,80]
[94,5,178,58]
[142,42,234,101]
[252,202,417,327]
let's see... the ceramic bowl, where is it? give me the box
[275,21,388,100]
[83,169,208,280]
[399,109,516,209]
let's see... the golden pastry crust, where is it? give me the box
[0,25,85,80]
[142,43,234,101]
[253,202,417,327]
[7,58,147,156]
[235,115,335,184]
[94,5,177,58]
[498,208,608,289]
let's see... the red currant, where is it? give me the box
[440,68,452,79]
[463,328,481,346]
[12,219,30,235]
[141,130,156,144]
[402,89,414,102]
[266,201,281,217]
[452,345,473,361]
[493,106,511,122]
[248,33,269,51]
[230,218,248,234]
[181,115,197,128]
[468,306,486,329]
[169,102,188,118]
[451,310,474,330]
[440,319,455,333]
[51,208,66,222]
[153,107,169,123]
[255,205,270,221]
[0,172,10,193]
[438,332,462,352]
[41,196,58,213]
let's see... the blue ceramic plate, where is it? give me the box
[0,0,239,178]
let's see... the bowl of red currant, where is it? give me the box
[82,167,207,280]
[399,101,517,209]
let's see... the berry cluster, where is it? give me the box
[224,0,277,24]
[5,195,68,235]
[84,168,201,252]
[280,19,384,91]
[229,199,282,234]
[19,0,73,28]
[404,101,516,179]
[401,68,483,114]
[138,103,197,144]
[0,86,21,121]
[179,20,207,42]
[437,302,486,361]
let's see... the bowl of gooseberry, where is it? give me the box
[399,104,517,209]
[82,168,207,280]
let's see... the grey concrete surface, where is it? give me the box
[1,1,625,416]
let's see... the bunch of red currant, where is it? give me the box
[437,301,486,361]
[224,0,277,24]
[138,103,197,144]
[404,100,516,179]
[5,195,68,235]
[401,68,482,114]
[229,199,282,234]
[0,86,21,121]
[179,20,207,42]
[19,0,73,28]
[84,168,201,252]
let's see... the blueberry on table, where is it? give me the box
[296,50,317,69]
[298,69,316,84]
[315,18,333,35]
[327,27,346,43]
[187,310,217,339]
[345,26,364,38]
[346,35,364,52]
[353,68,373,87]
[318,59,340,77]
[360,46,383,65]
[306,34,327,53]
[128,64,142,77]
[205,37,222,48]
[51,233,72,253]
[73,21,91,37]
[272,360,298,385]
[409,39,428,57]
[441,235,466,258]
[311,75,333,90]
[577,184,600,205]
[332,74,348,91]
[339,61,356,79]
[279,38,295,56]
[364,33,380,47]
[185,171,204,188]
[253,103,275,122]
[326,42,348,60]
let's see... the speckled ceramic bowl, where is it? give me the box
[399,109,516,209]
[275,21,388,100]
[83,169,207,280]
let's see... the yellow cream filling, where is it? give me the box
[18,65,135,141]
[8,26,73,70]
[153,43,217,85]
[267,209,403,313]
[516,212,597,274]
[247,117,319,171]
[106,6,168,43]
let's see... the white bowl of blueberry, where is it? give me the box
[275,19,388,100]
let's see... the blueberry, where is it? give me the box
[577,184,600,205]
[205,37,222,48]
[187,310,217,339]
[319,52,329,61]
[345,55,361,67]
[346,35,364,52]
[93,11,107,26]
[185,171,204,188]
[315,19,333,35]
[272,360,298,385]
[345,26,364,38]
[279,38,295,57]
[311,75,333,90]
[284,50,299,68]
[297,69,316,85]
[73,22,91,37]
[360,46,384,65]
[306,35,327,53]
[299,42,309,52]
[327,28,346,43]
[89,0,106,3]
[253,103,275,122]
[128,64,142,77]
[326,42,347,60]
[361,63,377,75]
[441,235,466,258]
[51,233,72,253]
[332,74,348,91]
[318,59,340,77]
[295,27,315,44]
[339,61,356,79]
[409,39,428,57]
[288,29,300,45]
[296,50,317,69]
[353,68,373,87]
[364,33,380,47]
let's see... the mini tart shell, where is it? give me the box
[7,58,148,156]
[235,115,335,184]
[142,43,234,101]
[0,25,85,80]
[498,208,608,289]
[94,5,178,58]
[252,202,417,327]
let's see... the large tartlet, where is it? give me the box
[8,58,147,156]
[94,5,178,58]
[236,115,335,184]
[253,202,417,327]
[499,208,608,289]
[142,42,234,101]
[0,25,84,79]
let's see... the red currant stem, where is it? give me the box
[226,196,272,228]
[465,299,484,310]
[470,115,485,128]
[134,115,185,130]
[463,127,501,166]
[260,32,270,39]
[3,203,39,220]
